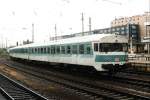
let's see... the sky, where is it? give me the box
[0,0,149,47]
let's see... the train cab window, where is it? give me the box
[123,44,128,52]
[100,43,128,52]
[72,45,77,54]
[66,45,71,54]
[56,46,60,54]
[61,46,65,54]
[94,43,98,51]
[79,44,84,54]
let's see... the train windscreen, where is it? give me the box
[99,43,128,52]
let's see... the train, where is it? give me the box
[8,34,128,72]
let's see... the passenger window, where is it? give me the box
[56,46,60,54]
[35,48,37,53]
[32,48,34,53]
[61,46,65,54]
[67,45,71,54]
[94,43,98,51]
[79,44,84,54]
[51,46,55,54]
[41,48,43,53]
[72,45,77,54]
[38,48,40,53]
[86,44,91,54]
[44,48,46,53]
[47,47,50,53]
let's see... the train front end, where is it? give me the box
[93,35,128,72]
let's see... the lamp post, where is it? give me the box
[128,18,134,54]
[148,0,150,54]
[145,0,150,54]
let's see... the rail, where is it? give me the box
[0,74,48,100]
[3,61,150,100]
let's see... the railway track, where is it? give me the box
[1,60,150,100]
[0,73,48,100]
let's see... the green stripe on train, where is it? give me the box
[95,55,127,62]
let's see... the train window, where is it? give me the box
[23,49,24,53]
[38,48,40,53]
[79,44,84,54]
[56,46,60,54]
[66,45,71,54]
[61,46,65,54]
[100,43,128,52]
[41,48,43,53]
[51,46,55,54]
[33,48,35,53]
[99,44,101,52]
[31,48,33,53]
[21,49,23,53]
[44,48,46,54]
[86,44,92,54]
[72,45,77,54]
[35,48,37,53]
[94,43,98,51]
[123,44,128,52]
[47,47,50,53]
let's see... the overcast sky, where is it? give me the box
[0,0,149,47]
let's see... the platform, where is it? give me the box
[128,54,150,71]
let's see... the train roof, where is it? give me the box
[9,34,128,50]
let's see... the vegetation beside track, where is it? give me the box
[0,48,9,58]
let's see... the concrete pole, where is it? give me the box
[32,23,34,43]
[89,17,92,35]
[81,12,84,36]
[55,24,57,41]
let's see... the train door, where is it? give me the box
[93,42,99,55]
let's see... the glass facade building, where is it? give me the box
[92,24,139,42]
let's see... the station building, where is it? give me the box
[91,24,141,53]
[111,12,150,53]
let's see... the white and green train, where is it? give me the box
[8,34,128,71]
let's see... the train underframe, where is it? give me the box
[10,57,127,75]
[102,63,127,73]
